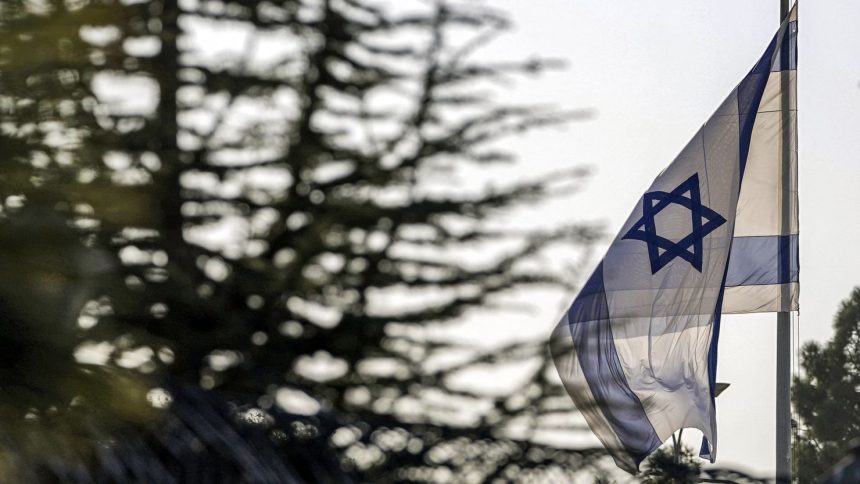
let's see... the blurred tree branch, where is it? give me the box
[0,0,610,481]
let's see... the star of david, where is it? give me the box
[622,173,726,274]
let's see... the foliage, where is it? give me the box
[0,0,605,481]
[640,446,701,484]
[638,444,769,484]
[793,287,860,482]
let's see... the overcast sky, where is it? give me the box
[463,0,860,477]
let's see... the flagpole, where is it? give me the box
[775,0,792,482]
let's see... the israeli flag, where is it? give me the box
[550,6,797,473]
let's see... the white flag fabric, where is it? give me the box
[550,6,797,473]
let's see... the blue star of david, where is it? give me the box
[622,173,726,274]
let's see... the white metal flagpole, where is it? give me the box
[775,0,793,482]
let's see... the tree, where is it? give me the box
[793,287,860,482]
[638,443,769,484]
[1,0,604,481]
[640,446,701,484]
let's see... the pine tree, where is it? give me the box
[1,0,605,480]
[793,287,860,482]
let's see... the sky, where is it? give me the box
[459,0,860,477]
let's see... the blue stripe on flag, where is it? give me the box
[566,263,662,466]
[725,235,799,286]
[701,259,728,460]
[737,31,778,178]
[772,21,798,72]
